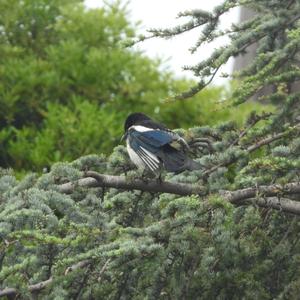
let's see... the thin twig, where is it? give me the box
[202,125,299,177]
[98,258,111,282]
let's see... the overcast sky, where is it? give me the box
[85,0,239,84]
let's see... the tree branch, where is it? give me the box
[246,131,291,152]
[58,171,300,215]
[2,183,299,297]
[0,279,53,297]
[59,171,206,196]
[221,182,300,204]
[202,125,299,177]
[0,260,91,298]
[97,258,111,282]
[241,197,300,215]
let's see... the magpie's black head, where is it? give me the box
[124,112,152,132]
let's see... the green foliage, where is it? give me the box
[154,81,274,129]
[144,0,300,108]
[0,0,168,170]
[0,0,271,172]
[0,0,299,298]
[6,83,273,171]
[0,113,299,298]
[7,98,117,170]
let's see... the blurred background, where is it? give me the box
[86,0,239,83]
[0,0,269,173]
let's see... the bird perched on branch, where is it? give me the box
[122,112,201,175]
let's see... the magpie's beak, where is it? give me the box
[120,132,128,142]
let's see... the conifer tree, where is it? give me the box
[0,0,300,299]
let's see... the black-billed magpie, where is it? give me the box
[122,112,200,174]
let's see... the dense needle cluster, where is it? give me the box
[0,0,300,299]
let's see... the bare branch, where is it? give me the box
[59,177,100,194]
[0,278,53,297]
[241,197,300,215]
[221,182,300,204]
[246,131,292,152]
[58,171,300,215]
[64,260,91,275]
[59,171,206,196]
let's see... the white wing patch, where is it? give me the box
[127,142,160,172]
[130,125,153,132]
[137,146,160,172]
[126,125,173,173]
[140,147,159,164]
[127,143,145,170]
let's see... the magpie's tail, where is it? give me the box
[160,145,201,173]
[184,157,202,171]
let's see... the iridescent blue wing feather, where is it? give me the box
[130,129,176,148]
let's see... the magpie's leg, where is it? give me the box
[140,170,149,183]
[157,172,163,184]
